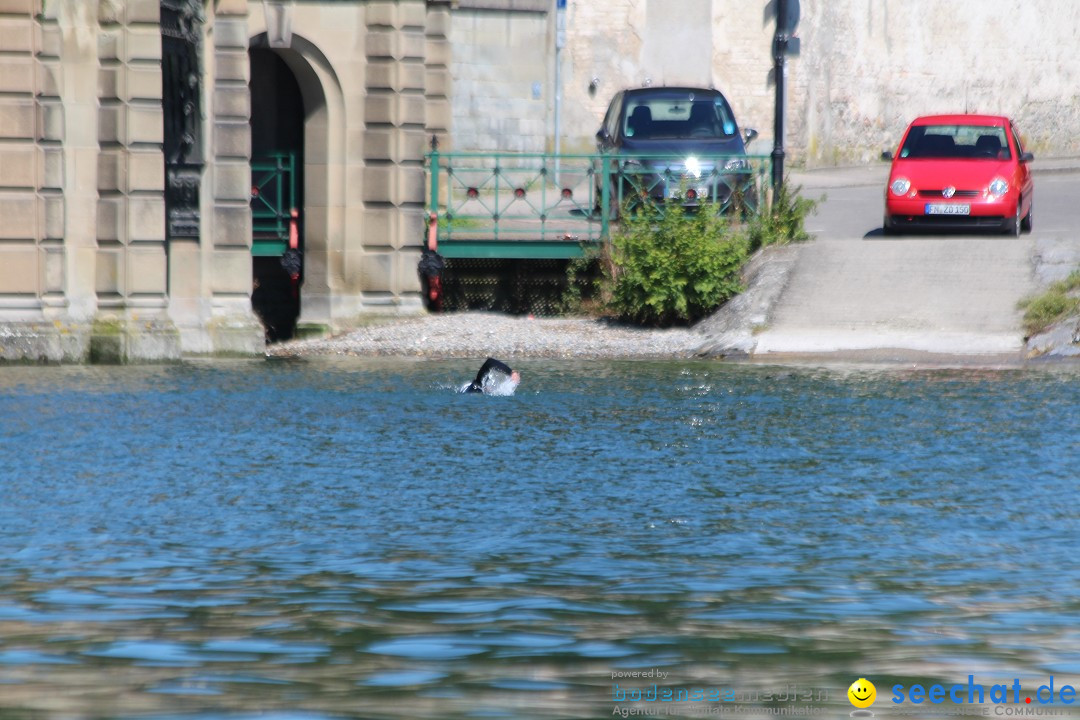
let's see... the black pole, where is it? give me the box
[772,0,788,202]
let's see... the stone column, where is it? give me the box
[94,0,179,361]
[207,1,262,353]
[170,0,262,355]
[361,0,427,312]
[0,0,66,360]
[425,0,452,150]
[51,1,97,342]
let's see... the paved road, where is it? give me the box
[750,166,1080,358]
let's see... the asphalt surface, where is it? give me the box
[750,162,1080,358]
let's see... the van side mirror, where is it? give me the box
[881,150,894,161]
[743,127,759,144]
[596,128,610,143]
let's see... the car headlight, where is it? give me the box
[988,178,1009,198]
[684,156,702,178]
[890,178,911,196]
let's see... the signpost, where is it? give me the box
[554,0,566,185]
[772,0,799,201]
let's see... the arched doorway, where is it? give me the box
[249,48,304,342]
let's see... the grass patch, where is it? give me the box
[437,216,485,232]
[1019,269,1080,336]
[746,181,821,251]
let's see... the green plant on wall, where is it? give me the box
[1019,269,1080,336]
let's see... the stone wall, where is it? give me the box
[796,1,1080,164]
[0,0,188,362]
[473,0,1080,165]
[450,4,550,153]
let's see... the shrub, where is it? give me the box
[606,201,749,326]
[747,180,821,251]
[1019,269,1080,336]
[563,181,818,326]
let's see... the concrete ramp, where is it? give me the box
[752,237,1037,358]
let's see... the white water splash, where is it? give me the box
[481,372,520,396]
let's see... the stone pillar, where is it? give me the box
[361,0,427,312]
[169,0,262,355]
[52,1,97,340]
[94,0,180,361]
[425,0,452,150]
[0,1,66,360]
[206,1,263,353]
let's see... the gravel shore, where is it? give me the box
[267,312,705,359]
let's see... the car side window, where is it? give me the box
[1011,125,1026,156]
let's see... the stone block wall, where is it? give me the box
[95,1,169,319]
[0,2,50,344]
[450,3,550,153]
[360,0,428,310]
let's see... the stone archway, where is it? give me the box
[248,32,345,337]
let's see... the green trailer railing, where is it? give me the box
[426,149,771,259]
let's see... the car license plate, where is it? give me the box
[925,203,970,216]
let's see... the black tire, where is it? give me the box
[1021,196,1033,233]
[882,216,897,236]
[1005,199,1021,237]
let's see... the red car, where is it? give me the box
[883,114,1034,236]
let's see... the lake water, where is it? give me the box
[2,358,1079,720]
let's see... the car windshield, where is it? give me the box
[623,94,737,140]
[899,125,1012,160]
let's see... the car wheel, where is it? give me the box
[882,215,896,236]
[1021,196,1033,233]
[1006,198,1021,237]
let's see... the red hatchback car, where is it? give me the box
[883,114,1034,236]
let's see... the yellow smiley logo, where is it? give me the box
[848,678,876,708]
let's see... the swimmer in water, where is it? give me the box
[462,357,521,395]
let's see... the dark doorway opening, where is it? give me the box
[249,48,304,343]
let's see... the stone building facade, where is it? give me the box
[4,0,1079,362]
[0,0,451,362]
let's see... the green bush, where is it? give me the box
[563,181,818,326]
[606,201,749,326]
[1019,269,1080,336]
[747,181,821,250]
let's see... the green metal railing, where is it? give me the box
[251,152,297,257]
[426,150,772,259]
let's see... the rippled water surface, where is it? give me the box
[2,358,1079,719]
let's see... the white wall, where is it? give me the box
[458,0,1080,165]
[450,8,550,152]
